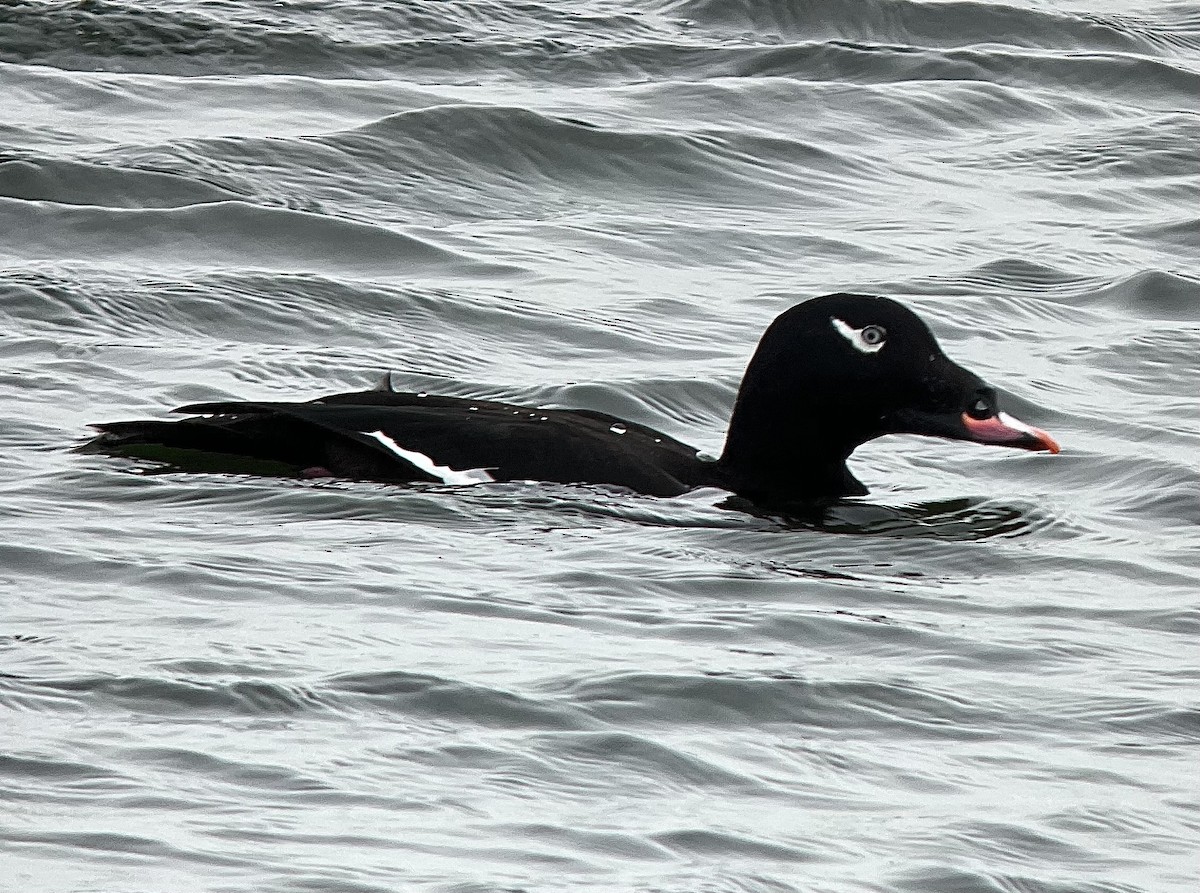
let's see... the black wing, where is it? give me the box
[91,390,711,496]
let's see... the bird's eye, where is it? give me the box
[860,325,886,346]
[831,317,887,354]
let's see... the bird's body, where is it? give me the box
[86,294,1059,507]
[106,389,712,496]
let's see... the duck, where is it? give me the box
[86,293,1059,507]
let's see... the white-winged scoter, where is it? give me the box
[87,294,1059,506]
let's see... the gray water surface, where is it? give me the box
[2,1,1198,891]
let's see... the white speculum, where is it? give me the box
[831,317,884,354]
[366,430,494,485]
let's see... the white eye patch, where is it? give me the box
[366,430,494,484]
[831,317,887,354]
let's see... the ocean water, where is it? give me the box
[2,1,1198,890]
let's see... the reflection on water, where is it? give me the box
[715,493,1047,540]
[796,497,1048,540]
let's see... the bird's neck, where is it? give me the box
[717,397,869,504]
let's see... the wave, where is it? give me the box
[10,661,1195,747]
[0,61,452,144]
[724,41,1200,104]
[305,104,865,215]
[940,113,1200,180]
[7,0,1197,95]
[0,0,348,75]
[0,0,673,77]
[669,0,1200,57]
[58,101,907,226]
[903,262,1200,322]
[1087,269,1200,321]
[0,156,242,208]
[0,197,519,279]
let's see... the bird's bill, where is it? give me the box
[891,407,1060,454]
[960,410,1065,453]
[959,411,1060,453]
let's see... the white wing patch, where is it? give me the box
[831,317,884,354]
[366,430,494,485]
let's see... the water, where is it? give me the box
[2,1,1198,890]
